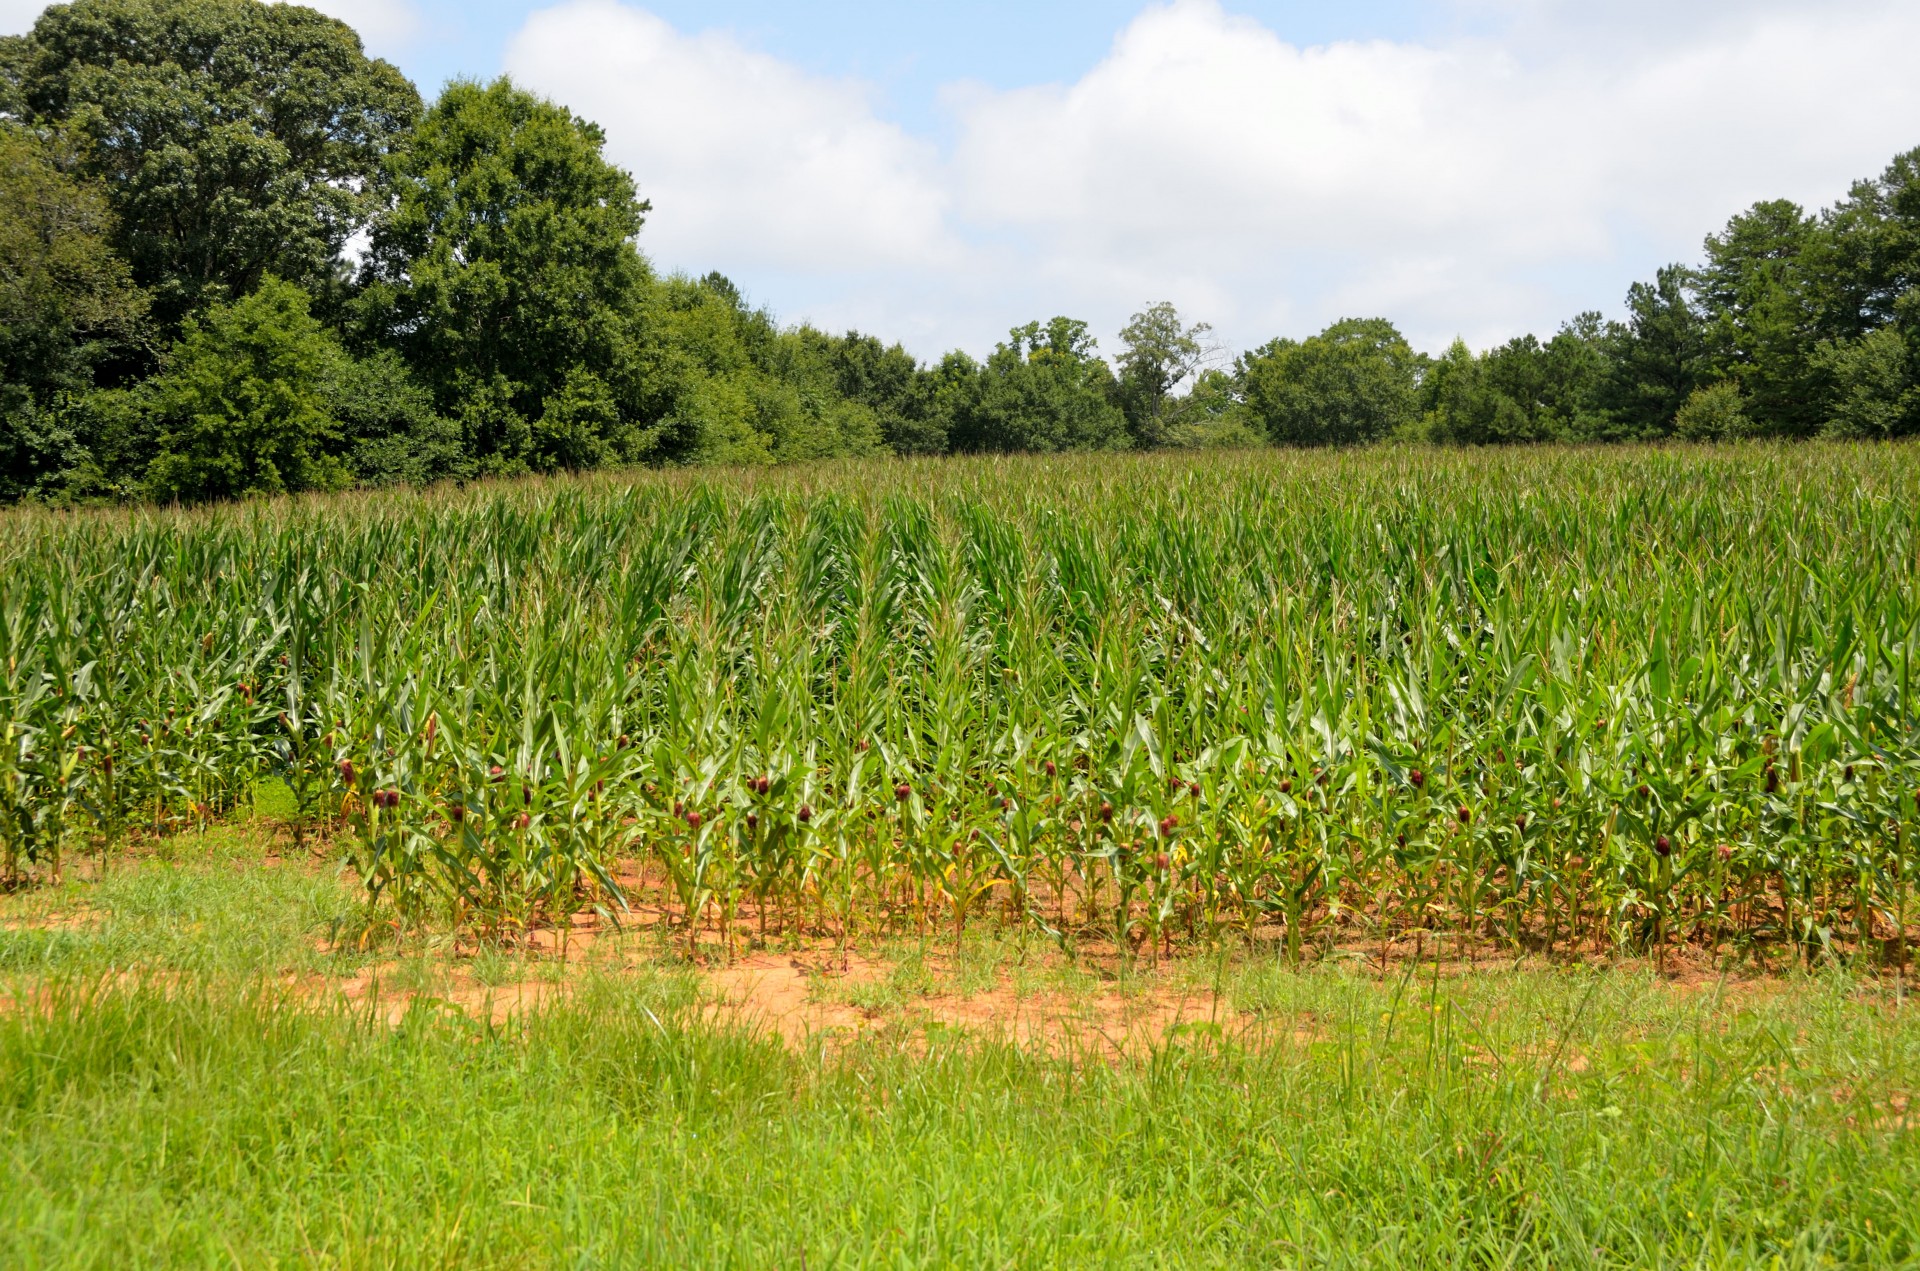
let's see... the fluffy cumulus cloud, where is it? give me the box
[518,0,1920,358]
[508,3,955,270]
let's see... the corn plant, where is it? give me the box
[0,444,1914,963]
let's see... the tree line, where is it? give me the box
[2,0,1915,505]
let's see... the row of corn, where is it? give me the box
[2,444,1917,959]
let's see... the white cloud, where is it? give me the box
[290,0,422,52]
[0,0,44,33]
[507,1,957,276]
[511,0,1920,359]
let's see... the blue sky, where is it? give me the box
[7,1,1918,360]
[365,1,1445,128]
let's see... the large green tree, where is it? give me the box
[0,122,148,498]
[5,0,419,331]
[1239,318,1419,447]
[1596,266,1712,438]
[1809,147,1920,340]
[797,327,943,455]
[356,77,657,475]
[1695,200,1822,436]
[1423,315,1608,445]
[946,318,1128,454]
[1115,301,1214,447]
[145,274,348,502]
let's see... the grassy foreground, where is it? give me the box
[3,832,1919,1268]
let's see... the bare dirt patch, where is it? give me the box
[699,950,1257,1056]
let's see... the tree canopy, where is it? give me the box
[5,0,419,331]
[1240,318,1420,447]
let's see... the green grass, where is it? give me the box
[0,967,1915,1268]
[1,827,1917,1267]
[0,823,362,978]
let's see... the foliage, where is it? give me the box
[1673,380,1754,441]
[1816,328,1919,439]
[1158,367,1263,449]
[794,325,944,456]
[0,125,147,399]
[355,77,654,476]
[946,318,1129,453]
[636,274,889,464]
[1115,301,1216,447]
[1240,318,1420,446]
[144,276,348,502]
[1592,266,1713,438]
[1423,317,1609,444]
[5,0,419,331]
[0,124,150,501]
[328,349,466,487]
[1696,199,1823,437]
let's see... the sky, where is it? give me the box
[6,0,1920,361]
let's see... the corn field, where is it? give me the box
[3,445,1918,963]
